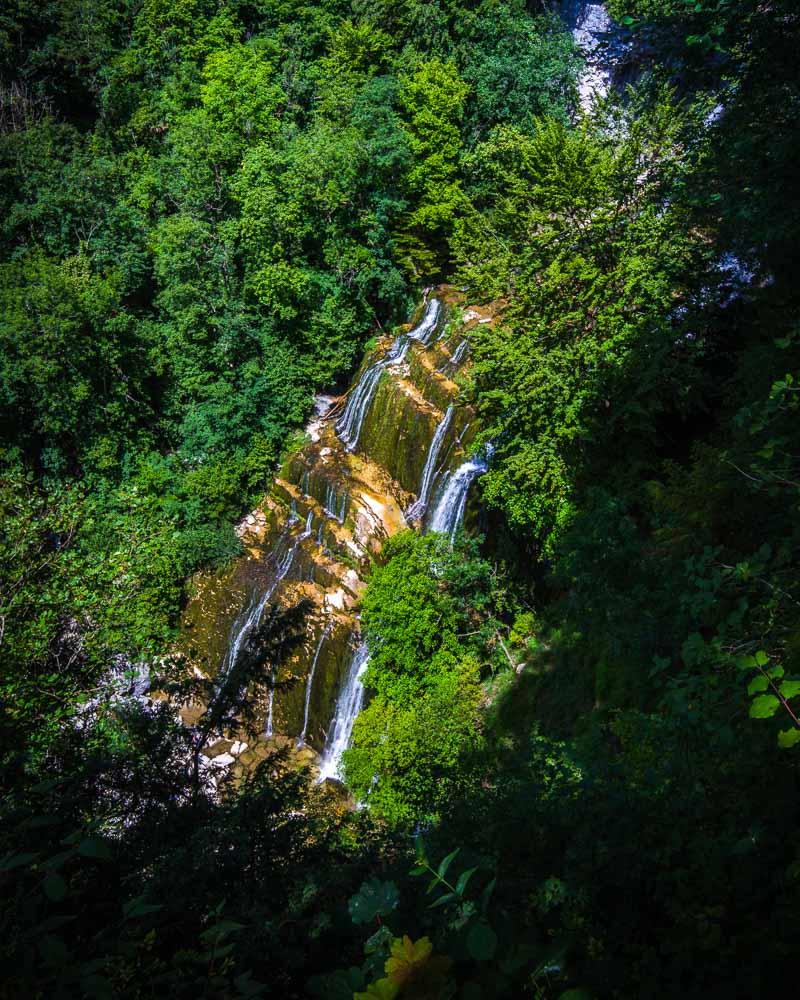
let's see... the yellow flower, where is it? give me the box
[385,936,434,987]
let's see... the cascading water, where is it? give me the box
[406,405,454,522]
[450,338,469,367]
[427,445,493,542]
[407,296,441,346]
[324,483,347,524]
[438,338,469,374]
[217,518,309,685]
[559,2,630,115]
[317,641,370,782]
[195,286,489,775]
[262,513,314,736]
[296,625,330,747]
[336,297,441,451]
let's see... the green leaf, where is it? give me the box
[455,866,479,897]
[749,694,780,719]
[26,814,61,829]
[466,920,498,961]
[755,650,769,666]
[78,837,112,861]
[437,848,459,880]
[42,872,67,902]
[778,728,800,749]
[234,970,266,998]
[779,680,800,700]
[0,851,37,871]
[364,925,394,956]
[429,891,457,908]
[38,934,69,966]
[747,675,768,695]
[767,666,785,680]
[42,849,75,871]
[81,974,114,1000]
[479,877,496,914]
[348,879,400,925]
[123,895,163,920]
[203,919,246,939]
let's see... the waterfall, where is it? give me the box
[450,338,469,367]
[218,517,310,685]
[296,626,330,748]
[406,405,454,522]
[336,342,405,451]
[427,445,493,542]
[258,512,314,737]
[266,683,275,737]
[438,338,469,374]
[218,591,265,686]
[573,3,612,111]
[559,2,630,115]
[407,297,441,346]
[336,298,441,451]
[207,288,487,761]
[324,483,347,524]
[317,642,370,782]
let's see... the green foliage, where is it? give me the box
[0,710,384,999]
[344,531,505,824]
[349,878,401,925]
[454,97,710,549]
[344,664,484,826]
[0,253,143,472]
[9,0,800,995]
[0,3,581,993]
[396,58,469,277]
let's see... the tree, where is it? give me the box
[396,58,469,277]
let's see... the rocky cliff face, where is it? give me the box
[178,287,496,779]
[557,1,636,113]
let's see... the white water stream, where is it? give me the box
[426,445,493,542]
[317,642,370,782]
[297,625,330,747]
[336,298,441,451]
[406,404,454,522]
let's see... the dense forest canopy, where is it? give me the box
[1,1,799,998]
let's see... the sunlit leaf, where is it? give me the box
[779,680,800,700]
[749,694,780,719]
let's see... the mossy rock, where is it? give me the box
[406,347,461,412]
[358,372,441,494]
[272,618,356,751]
